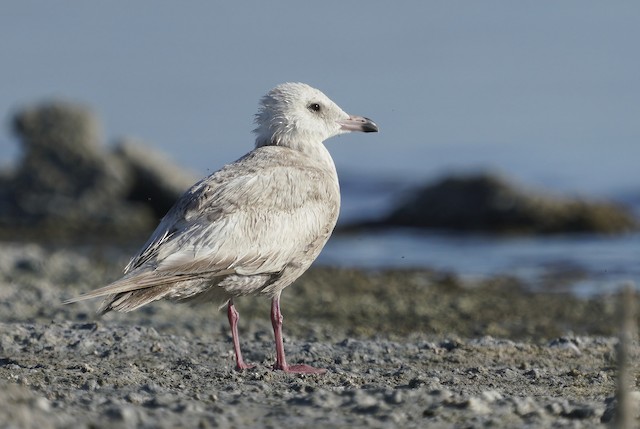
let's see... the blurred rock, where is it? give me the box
[0,381,72,429]
[374,172,636,234]
[0,100,197,241]
[113,137,197,219]
[10,101,125,202]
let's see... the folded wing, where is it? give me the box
[64,146,339,304]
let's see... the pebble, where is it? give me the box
[82,379,100,391]
[512,396,538,416]
[0,242,626,428]
[104,405,140,426]
[384,389,403,405]
[480,390,504,403]
[307,388,342,409]
[549,337,582,355]
[350,390,380,413]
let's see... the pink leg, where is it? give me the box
[271,294,326,374]
[227,299,254,370]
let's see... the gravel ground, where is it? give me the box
[0,242,638,428]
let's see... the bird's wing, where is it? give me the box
[156,156,339,276]
[65,147,339,303]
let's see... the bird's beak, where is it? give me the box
[338,115,378,133]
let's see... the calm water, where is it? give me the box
[321,226,640,297]
[315,177,640,297]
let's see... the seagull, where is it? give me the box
[64,83,378,374]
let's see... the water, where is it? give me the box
[318,171,640,296]
[316,178,640,297]
[320,226,640,297]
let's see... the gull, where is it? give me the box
[65,82,378,373]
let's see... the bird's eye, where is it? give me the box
[308,103,321,113]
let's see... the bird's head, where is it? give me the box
[254,82,377,150]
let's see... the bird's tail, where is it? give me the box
[62,271,179,313]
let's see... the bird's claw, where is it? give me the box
[274,363,327,374]
[234,362,256,371]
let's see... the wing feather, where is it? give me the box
[70,146,340,303]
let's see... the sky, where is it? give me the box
[2,1,639,195]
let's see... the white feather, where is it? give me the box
[65,82,377,313]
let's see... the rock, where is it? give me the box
[113,137,197,219]
[290,388,342,409]
[462,397,492,414]
[0,101,152,240]
[104,405,141,427]
[376,172,636,234]
[549,337,582,355]
[349,390,381,413]
[0,100,197,241]
[480,390,504,403]
[511,396,538,417]
[0,381,72,428]
[9,101,128,208]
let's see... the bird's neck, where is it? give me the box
[255,136,337,175]
[298,140,337,173]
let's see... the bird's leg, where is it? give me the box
[227,299,254,370]
[270,294,326,374]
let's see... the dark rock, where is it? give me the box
[562,406,597,419]
[0,100,197,241]
[377,172,636,234]
[10,101,128,209]
[113,137,197,219]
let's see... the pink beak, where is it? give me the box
[338,115,378,133]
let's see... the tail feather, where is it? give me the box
[64,269,233,314]
[63,273,164,305]
[62,270,211,306]
[97,286,176,314]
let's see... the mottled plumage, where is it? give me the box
[65,82,378,373]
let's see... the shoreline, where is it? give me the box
[0,241,636,428]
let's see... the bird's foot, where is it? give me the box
[234,362,256,371]
[274,363,327,374]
